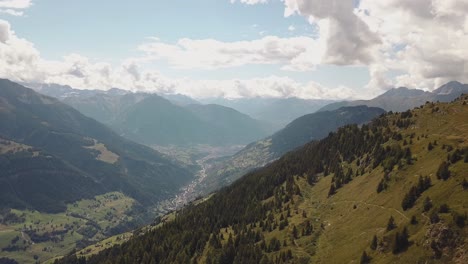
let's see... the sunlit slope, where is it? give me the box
[58,95,467,264]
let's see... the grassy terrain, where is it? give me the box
[31,97,468,264]
[0,192,138,264]
[199,98,467,263]
[84,139,119,164]
[249,98,468,263]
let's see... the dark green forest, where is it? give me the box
[57,96,468,264]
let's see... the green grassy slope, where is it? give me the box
[0,192,145,264]
[56,96,467,264]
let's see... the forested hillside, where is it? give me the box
[202,106,385,194]
[57,95,467,263]
[0,79,193,213]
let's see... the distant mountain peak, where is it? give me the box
[433,81,467,95]
[380,86,428,97]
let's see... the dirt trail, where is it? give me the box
[331,200,409,220]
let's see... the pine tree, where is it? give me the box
[292,225,298,239]
[436,162,451,180]
[360,251,370,264]
[386,216,396,231]
[427,142,433,151]
[400,227,409,250]
[423,197,432,212]
[370,235,378,250]
[328,184,336,197]
[462,178,468,190]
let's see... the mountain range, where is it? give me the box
[28,84,271,146]
[319,81,468,112]
[0,79,193,213]
[200,97,335,130]
[57,91,468,264]
[200,105,385,194]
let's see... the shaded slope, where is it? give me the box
[0,79,193,213]
[112,95,270,146]
[186,104,271,144]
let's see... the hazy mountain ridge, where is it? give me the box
[319,81,468,112]
[27,83,271,147]
[200,97,335,130]
[111,95,271,146]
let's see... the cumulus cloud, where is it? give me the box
[0,19,43,81]
[161,76,357,100]
[3,0,467,99]
[283,0,381,65]
[0,0,32,16]
[0,19,354,100]
[138,36,325,71]
[233,0,468,91]
[0,19,11,42]
[358,0,468,90]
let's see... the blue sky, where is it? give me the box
[0,0,467,99]
[8,0,310,59]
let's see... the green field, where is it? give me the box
[0,192,137,264]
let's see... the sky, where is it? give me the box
[0,0,467,100]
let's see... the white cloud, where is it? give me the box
[0,8,23,16]
[156,76,357,100]
[233,0,468,92]
[230,0,269,5]
[283,0,381,66]
[288,25,295,31]
[138,36,325,71]
[0,0,31,16]
[0,19,354,100]
[358,0,468,90]
[0,19,11,42]
[3,0,468,99]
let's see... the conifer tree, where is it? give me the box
[436,162,451,180]
[360,251,370,264]
[386,216,396,231]
[370,235,378,250]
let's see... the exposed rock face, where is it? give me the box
[425,223,464,261]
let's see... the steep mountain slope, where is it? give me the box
[0,79,193,213]
[57,95,468,264]
[112,95,270,146]
[112,95,217,146]
[202,106,385,193]
[319,81,468,112]
[200,97,334,130]
[26,83,148,125]
[63,93,148,125]
[30,84,270,147]
[186,104,272,143]
[162,93,201,106]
